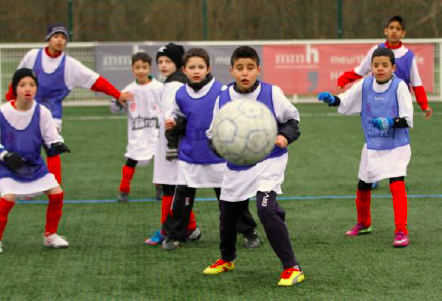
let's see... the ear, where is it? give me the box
[392,64,396,72]
[207,66,212,74]
[257,65,262,77]
[402,30,406,38]
[229,66,234,76]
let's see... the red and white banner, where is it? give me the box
[262,44,434,94]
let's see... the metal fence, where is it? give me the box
[1,39,441,104]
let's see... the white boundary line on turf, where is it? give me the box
[63,111,442,121]
[15,194,442,204]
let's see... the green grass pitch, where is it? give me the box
[0,103,441,299]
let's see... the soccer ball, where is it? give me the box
[212,99,277,166]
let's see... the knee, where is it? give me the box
[358,180,372,191]
[256,191,276,220]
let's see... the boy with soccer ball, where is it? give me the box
[111,52,163,202]
[318,47,413,247]
[0,69,71,254]
[204,46,304,286]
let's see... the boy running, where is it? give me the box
[204,46,304,286]
[319,47,413,247]
[0,68,71,253]
[160,48,259,250]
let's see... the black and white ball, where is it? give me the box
[212,99,277,166]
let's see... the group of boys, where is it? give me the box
[0,15,432,287]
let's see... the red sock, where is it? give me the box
[161,195,174,225]
[187,211,197,231]
[119,165,135,194]
[47,155,62,185]
[356,188,371,227]
[45,192,64,236]
[0,198,15,240]
[390,181,408,235]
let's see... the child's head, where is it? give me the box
[229,46,261,91]
[182,48,211,84]
[12,68,38,102]
[371,47,396,83]
[45,23,68,52]
[156,43,185,77]
[131,52,152,83]
[384,15,405,44]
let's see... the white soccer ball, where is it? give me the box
[212,99,277,166]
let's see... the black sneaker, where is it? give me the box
[186,227,202,241]
[162,238,180,251]
[243,231,261,248]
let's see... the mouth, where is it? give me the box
[241,79,250,85]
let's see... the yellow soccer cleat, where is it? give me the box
[203,259,235,275]
[278,267,305,286]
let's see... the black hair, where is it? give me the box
[132,52,152,65]
[12,68,38,95]
[386,15,405,30]
[230,46,260,67]
[372,47,395,65]
[183,48,211,67]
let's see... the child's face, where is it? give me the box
[48,33,67,52]
[157,56,177,77]
[16,77,37,102]
[132,60,151,83]
[371,56,396,83]
[183,57,210,84]
[230,58,261,91]
[384,21,405,44]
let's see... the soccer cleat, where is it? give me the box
[371,181,379,190]
[161,238,180,251]
[203,259,235,275]
[44,234,69,248]
[243,231,261,248]
[144,229,165,246]
[393,231,409,248]
[117,192,128,203]
[278,266,305,286]
[345,223,372,236]
[0,241,3,254]
[187,227,202,241]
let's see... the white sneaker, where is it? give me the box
[44,234,69,248]
[0,241,3,254]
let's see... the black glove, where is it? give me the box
[49,142,71,155]
[165,148,178,161]
[3,152,26,171]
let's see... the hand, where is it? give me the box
[118,92,134,106]
[318,92,335,105]
[371,117,393,130]
[275,135,288,149]
[50,142,71,155]
[423,106,433,120]
[3,152,26,171]
[165,118,177,130]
